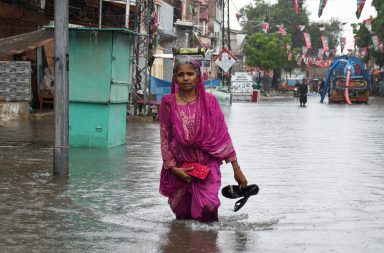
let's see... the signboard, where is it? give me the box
[214,47,238,73]
[231,72,253,93]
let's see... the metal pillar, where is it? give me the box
[131,0,155,116]
[53,0,69,176]
[222,0,232,104]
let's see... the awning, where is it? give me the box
[198,36,211,47]
[193,32,211,48]
[0,28,54,57]
[158,28,177,38]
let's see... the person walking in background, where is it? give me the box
[294,80,300,97]
[319,79,325,96]
[299,78,308,107]
[158,58,248,223]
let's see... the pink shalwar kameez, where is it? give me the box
[159,73,237,223]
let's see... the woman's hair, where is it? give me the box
[172,58,201,79]
[171,57,205,95]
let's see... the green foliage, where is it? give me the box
[307,19,342,56]
[244,32,291,70]
[353,1,384,66]
[240,0,343,69]
[241,0,309,49]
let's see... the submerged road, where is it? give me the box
[1,95,384,252]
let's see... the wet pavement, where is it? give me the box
[1,95,384,252]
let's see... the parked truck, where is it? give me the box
[320,56,371,104]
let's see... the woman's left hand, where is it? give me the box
[234,167,248,189]
[231,160,248,189]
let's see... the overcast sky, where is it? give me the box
[230,0,377,51]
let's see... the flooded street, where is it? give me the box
[1,95,384,252]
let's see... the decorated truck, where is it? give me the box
[320,56,371,104]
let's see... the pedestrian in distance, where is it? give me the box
[294,80,300,97]
[158,58,248,223]
[299,78,308,107]
[319,79,325,96]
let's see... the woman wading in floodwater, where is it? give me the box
[158,58,248,223]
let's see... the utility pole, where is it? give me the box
[222,0,225,50]
[226,0,232,105]
[221,0,232,104]
[53,0,69,176]
[226,0,231,52]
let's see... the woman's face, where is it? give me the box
[175,64,198,93]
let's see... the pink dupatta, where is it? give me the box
[159,60,236,165]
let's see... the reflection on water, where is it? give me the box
[1,96,384,252]
[159,221,220,253]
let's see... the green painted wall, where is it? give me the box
[68,29,131,148]
[69,30,131,103]
[69,103,127,148]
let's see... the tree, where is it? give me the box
[240,0,343,66]
[353,0,384,66]
[241,0,310,50]
[306,19,343,57]
[244,32,292,89]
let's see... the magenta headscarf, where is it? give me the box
[160,59,236,161]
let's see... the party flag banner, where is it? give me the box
[318,0,328,18]
[298,0,303,12]
[236,12,241,21]
[321,35,329,52]
[261,22,269,33]
[330,48,336,57]
[340,37,346,54]
[356,0,366,19]
[364,18,372,32]
[277,25,287,36]
[297,55,303,65]
[288,50,292,61]
[296,25,305,31]
[286,43,292,60]
[318,48,323,59]
[286,43,291,52]
[236,34,247,46]
[294,0,299,13]
[302,46,308,57]
[303,32,311,49]
[371,35,379,51]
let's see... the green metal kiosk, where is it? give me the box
[68,28,134,148]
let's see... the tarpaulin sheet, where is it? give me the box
[0,28,53,57]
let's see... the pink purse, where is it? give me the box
[181,163,211,180]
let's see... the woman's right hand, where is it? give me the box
[171,167,193,182]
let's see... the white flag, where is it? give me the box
[237,34,247,46]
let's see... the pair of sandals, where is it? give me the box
[221,184,259,212]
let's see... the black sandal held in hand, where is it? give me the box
[221,185,244,199]
[221,184,259,212]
